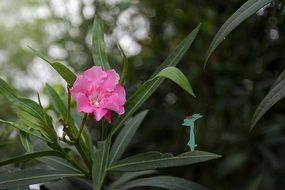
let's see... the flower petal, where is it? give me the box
[101,85,126,114]
[70,74,89,96]
[84,66,107,87]
[76,93,93,113]
[93,108,108,121]
[113,85,126,104]
[100,69,120,91]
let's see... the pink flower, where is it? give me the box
[70,66,126,123]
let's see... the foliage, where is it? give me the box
[0,14,219,190]
[0,0,284,189]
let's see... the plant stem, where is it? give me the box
[66,85,71,126]
[63,86,92,173]
[101,120,108,141]
[76,113,88,142]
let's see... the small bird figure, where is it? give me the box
[182,113,203,151]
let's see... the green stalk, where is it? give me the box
[64,87,92,172]
[101,120,109,141]
[66,85,72,126]
[76,113,88,142]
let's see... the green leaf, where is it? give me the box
[153,66,195,97]
[118,44,129,84]
[92,16,110,69]
[0,78,58,142]
[250,77,285,130]
[0,119,51,142]
[45,84,67,120]
[111,24,201,135]
[108,170,157,189]
[19,132,33,153]
[0,169,83,189]
[0,151,61,167]
[39,156,80,173]
[51,62,77,85]
[109,110,148,164]
[0,78,17,101]
[119,176,208,190]
[108,151,221,172]
[204,0,272,66]
[92,138,111,190]
[13,97,57,142]
[29,47,76,85]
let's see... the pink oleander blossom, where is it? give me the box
[70,66,126,123]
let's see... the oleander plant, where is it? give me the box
[0,0,284,189]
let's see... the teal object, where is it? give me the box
[182,113,203,151]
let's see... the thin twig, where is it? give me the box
[75,113,88,143]
[66,84,72,128]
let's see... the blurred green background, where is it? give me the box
[0,0,284,189]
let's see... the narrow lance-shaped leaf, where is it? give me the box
[92,137,111,190]
[119,176,208,190]
[108,170,158,189]
[13,98,57,142]
[0,119,51,143]
[112,24,201,135]
[108,151,221,172]
[109,110,148,164]
[19,132,33,153]
[250,77,285,130]
[205,0,272,66]
[45,84,67,120]
[118,44,129,84]
[38,156,80,173]
[112,66,195,136]
[92,16,110,69]
[0,78,61,151]
[0,78,57,142]
[0,151,61,167]
[0,78,17,101]
[153,66,195,97]
[29,47,76,85]
[0,169,83,189]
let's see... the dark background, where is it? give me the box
[0,0,284,189]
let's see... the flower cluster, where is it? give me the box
[71,66,126,123]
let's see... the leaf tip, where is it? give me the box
[249,122,255,133]
[203,54,211,69]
